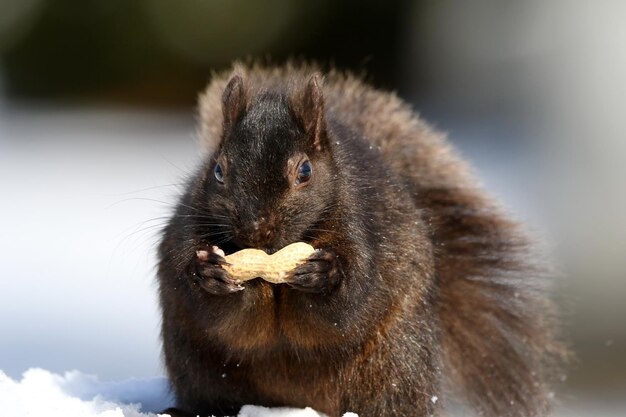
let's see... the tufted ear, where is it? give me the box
[222,74,247,134]
[293,73,327,152]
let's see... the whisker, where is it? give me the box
[107,197,178,210]
[160,155,195,177]
[114,216,173,241]
[184,212,231,220]
[111,183,187,196]
[192,222,232,228]
[108,197,209,217]
[195,230,234,241]
[212,235,235,246]
[112,221,170,261]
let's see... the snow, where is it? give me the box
[0,368,171,417]
[238,406,329,417]
[0,368,356,417]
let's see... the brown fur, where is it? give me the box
[158,62,566,417]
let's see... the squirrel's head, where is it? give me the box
[195,73,338,253]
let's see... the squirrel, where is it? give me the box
[157,63,567,417]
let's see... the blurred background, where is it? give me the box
[1,1,624,415]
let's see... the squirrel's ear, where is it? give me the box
[222,74,247,133]
[294,73,327,152]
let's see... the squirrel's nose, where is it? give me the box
[243,215,277,248]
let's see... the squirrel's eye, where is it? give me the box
[214,163,224,183]
[296,160,312,185]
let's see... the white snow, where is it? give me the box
[0,368,357,417]
[0,368,171,417]
[238,406,328,417]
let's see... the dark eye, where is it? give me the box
[296,160,312,185]
[214,163,224,183]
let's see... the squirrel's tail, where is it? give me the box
[423,188,567,417]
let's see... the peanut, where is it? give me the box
[199,242,316,284]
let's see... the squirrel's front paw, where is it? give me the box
[190,245,244,295]
[287,248,341,294]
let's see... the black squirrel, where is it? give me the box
[157,63,566,417]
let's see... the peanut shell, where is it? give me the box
[222,242,315,284]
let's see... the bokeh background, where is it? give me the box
[1,1,624,415]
